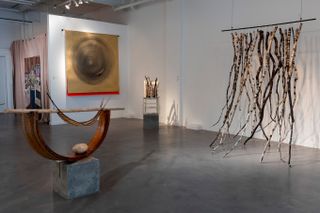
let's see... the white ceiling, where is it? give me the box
[0,0,158,24]
[0,0,150,12]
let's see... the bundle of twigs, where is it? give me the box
[145,76,159,98]
[211,24,302,166]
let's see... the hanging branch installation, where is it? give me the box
[211,23,303,166]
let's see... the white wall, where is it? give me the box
[164,0,182,126]
[0,11,48,49]
[182,0,231,130]
[0,11,47,112]
[127,0,183,124]
[0,12,22,111]
[127,2,167,122]
[0,21,21,49]
[126,0,320,148]
[48,14,128,125]
[24,12,48,37]
[180,0,320,149]
[0,12,23,49]
[83,6,128,24]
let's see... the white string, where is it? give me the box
[300,0,303,20]
[231,0,234,29]
[22,12,26,40]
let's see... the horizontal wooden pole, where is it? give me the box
[221,18,316,32]
[2,107,125,114]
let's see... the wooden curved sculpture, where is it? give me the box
[46,92,105,126]
[5,108,123,162]
[21,109,111,162]
[56,109,103,126]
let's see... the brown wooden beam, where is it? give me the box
[2,107,124,114]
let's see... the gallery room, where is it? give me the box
[1,0,320,212]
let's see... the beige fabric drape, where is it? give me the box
[11,34,49,122]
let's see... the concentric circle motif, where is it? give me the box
[72,38,114,85]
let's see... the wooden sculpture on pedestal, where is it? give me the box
[144,76,159,98]
[5,104,123,162]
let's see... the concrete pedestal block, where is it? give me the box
[143,113,159,129]
[53,157,100,199]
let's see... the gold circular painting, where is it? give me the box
[66,30,119,95]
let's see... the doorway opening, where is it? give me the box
[0,49,13,112]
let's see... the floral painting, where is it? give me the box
[25,56,41,108]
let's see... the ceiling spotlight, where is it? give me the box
[62,0,88,10]
[73,0,79,7]
[65,3,71,10]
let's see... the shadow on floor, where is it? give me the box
[101,151,155,191]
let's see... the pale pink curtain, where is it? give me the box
[11,34,49,122]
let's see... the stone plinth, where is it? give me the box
[53,157,100,199]
[143,113,159,129]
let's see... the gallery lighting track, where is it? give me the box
[64,0,89,10]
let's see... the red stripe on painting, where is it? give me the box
[67,91,120,96]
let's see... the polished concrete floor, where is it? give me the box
[1,114,320,213]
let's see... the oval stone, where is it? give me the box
[72,143,88,154]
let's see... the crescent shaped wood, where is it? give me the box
[2,108,123,162]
